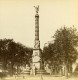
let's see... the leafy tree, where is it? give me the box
[0,39,13,71]
[0,39,33,76]
[8,41,33,75]
[43,26,78,76]
[53,26,78,76]
[43,43,61,74]
[43,43,56,62]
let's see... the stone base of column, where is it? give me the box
[31,49,47,75]
[32,49,41,70]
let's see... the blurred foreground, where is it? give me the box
[0,75,78,80]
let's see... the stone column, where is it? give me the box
[32,6,41,70]
[35,14,39,40]
[34,13,40,49]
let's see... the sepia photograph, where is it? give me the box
[0,0,78,80]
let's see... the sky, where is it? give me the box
[0,0,78,49]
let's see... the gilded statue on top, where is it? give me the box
[34,5,39,14]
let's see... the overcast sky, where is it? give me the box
[0,0,78,49]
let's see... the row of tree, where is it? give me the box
[0,26,78,77]
[0,39,33,76]
[42,26,78,76]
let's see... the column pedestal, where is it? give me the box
[32,49,41,70]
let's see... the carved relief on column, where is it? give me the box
[34,40,40,49]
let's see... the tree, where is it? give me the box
[53,26,78,77]
[0,39,13,71]
[43,26,78,76]
[13,42,33,66]
[0,39,33,76]
[43,43,61,74]
[8,41,33,75]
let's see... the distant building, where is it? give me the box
[44,40,54,47]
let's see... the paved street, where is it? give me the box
[1,76,78,80]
